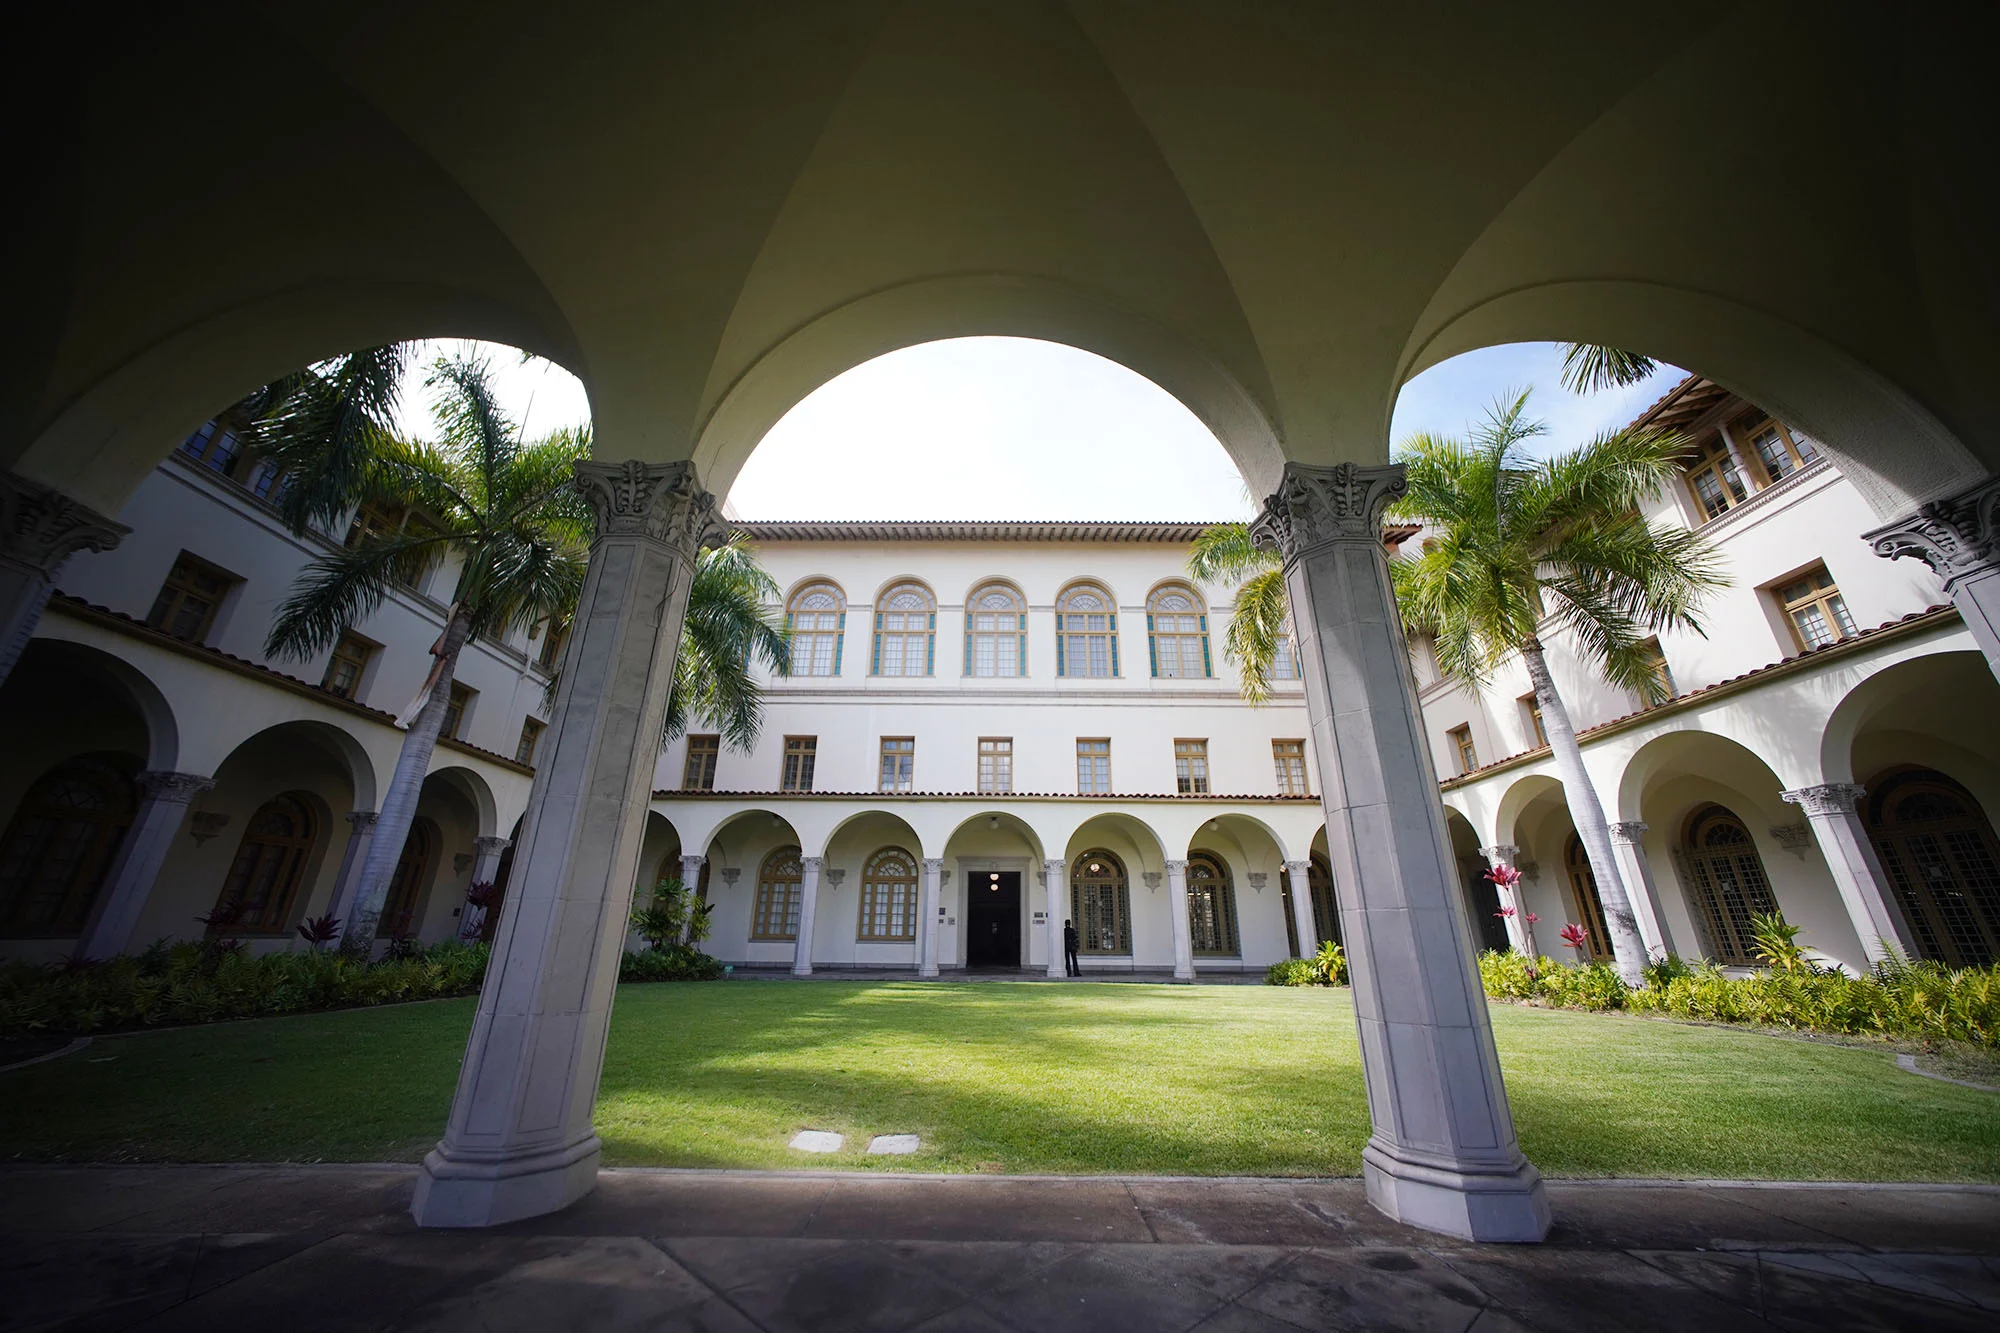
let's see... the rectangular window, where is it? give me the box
[537,619,568,671]
[1076,739,1111,795]
[243,457,289,504]
[442,682,476,740]
[683,735,720,790]
[1270,639,1300,680]
[321,632,376,700]
[978,737,1013,794]
[1637,637,1676,705]
[179,421,241,476]
[1683,435,1750,521]
[782,736,817,792]
[879,737,915,792]
[1273,740,1309,796]
[1174,739,1210,794]
[1521,694,1547,748]
[1448,724,1478,775]
[1774,565,1858,651]
[1737,411,1821,485]
[515,717,545,766]
[146,552,238,644]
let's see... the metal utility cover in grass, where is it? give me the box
[867,1134,920,1155]
[789,1130,843,1153]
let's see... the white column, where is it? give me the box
[1781,783,1918,965]
[411,459,721,1229]
[326,812,379,926]
[76,771,213,958]
[1165,858,1195,981]
[0,470,128,687]
[456,835,511,941]
[1606,823,1674,959]
[1867,474,2000,681]
[1043,857,1066,978]
[919,857,943,977]
[792,856,822,977]
[1253,461,1549,1243]
[1477,844,1534,956]
[1284,859,1318,957]
[678,853,706,894]
[1713,421,1760,499]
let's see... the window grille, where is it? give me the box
[1185,852,1240,955]
[147,552,238,644]
[782,737,817,792]
[0,755,136,936]
[966,584,1027,677]
[1773,566,1856,651]
[1682,805,1778,966]
[1056,584,1118,677]
[752,846,804,940]
[786,584,846,676]
[211,793,319,934]
[1070,850,1131,953]
[1147,585,1211,678]
[1272,741,1308,796]
[858,847,918,941]
[379,818,437,939]
[1562,834,1614,962]
[1865,767,2000,967]
[1448,725,1478,775]
[872,583,936,676]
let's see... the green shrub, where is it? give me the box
[1264,958,1318,986]
[1537,961,1629,1011]
[1313,940,1349,986]
[619,944,724,983]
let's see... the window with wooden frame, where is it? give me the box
[1448,724,1478,775]
[243,456,290,505]
[1076,739,1111,794]
[1773,565,1857,651]
[878,736,915,792]
[1270,636,1300,680]
[1681,804,1778,966]
[1174,739,1210,794]
[0,754,137,937]
[1682,435,1751,521]
[1521,695,1547,748]
[321,632,376,700]
[978,738,1013,794]
[1734,411,1821,486]
[751,845,804,940]
[682,735,719,790]
[536,619,569,672]
[1056,583,1118,677]
[1863,767,2000,968]
[344,500,439,589]
[515,717,545,766]
[178,420,243,476]
[1636,637,1676,705]
[1185,851,1240,956]
[209,793,319,934]
[857,846,919,942]
[872,583,935,676]
[781,737,817,792]
[786,583,845,677]
[441,682,475,740]
[1562,834,1614,963]
[966,583,1027,677]
[1147,584,1211,679]
[1272,741,1309,796]
[147,552,239,644]
[1070,849,1131,953]
[378,818,438,940]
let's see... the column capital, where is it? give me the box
[1164,858,1189,874]
[921,857,944,873]
[1782,783,1867,817]
[1282,858,1312,874]
[573,459,726,556]
[135,770,214,803]
[800,855,825,873]
[1478,843,1519,863]
[345,810,379,831]
[1042,857,1066,875]
[678,852,705,871]
[1864,474,2000,590]
[1606,822,1649,845]
[1,470,130,571]
[1249,461,1408,565]
[474,835,512,855]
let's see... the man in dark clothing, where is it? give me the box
[1063,918,1080,977]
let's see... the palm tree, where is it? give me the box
[1187,521,1287,704]
[667,537,791,749]
[1559,343,1658,395]
[1389,392,1724,981]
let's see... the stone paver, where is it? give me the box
[790,1131,844,1154]
[867,1135,921,1156]
[1,1166,1996,1331]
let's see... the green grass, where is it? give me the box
[3,982,1996,1180]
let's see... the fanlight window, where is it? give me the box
[752,845,804,941]
[1147,585,1211,679]
[1184,852,1240,956]
[0,754,137,937]
[966,583,1027,678]
[1070,849,1131,953]
[858,846,919,942]
[873,583,936,677]
[1681,805,1778,966]
[1562,834,1614,963]
[787,584,846,677]
[1056,584,1118,678]
[1864,767,2000,968]
[212,793,319,934]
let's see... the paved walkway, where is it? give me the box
[5,1166,1997,1331]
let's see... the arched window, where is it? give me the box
[1070,849,1131,953]
[858,846,919,942]
[0,754,137,937]
[786,584,846,677]
[965,583,1027,678]
[1562,834,1614,963]
[378,818,438,940]
[1278,853,1340,954]
[752,845,804,941]
[1185,851,1240,956]
[1864,767,2000,968]
[1147,585,1211,679]
[872,582,936,677]
[212,793,319,934]
[1681,805,1778,966]
[1056,583,1118,678]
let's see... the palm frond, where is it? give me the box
[241,344,411,533]
[1221,567,1288,704]
[1187,522,1275,585]
[666,540,791,748]
[425,351,518,516]
[265,533,451,659]
[1559,343,1658,394]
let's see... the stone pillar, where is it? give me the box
[455,835,512,941]
[0,471,129,688]
[326,812,379,926]
[1606,823,1674,959]
[1043,857,1066,978]
[1253,461,1549,1243]
[1781,783,1918,966]
[678,854,706,895]
[792,856,823,977]
[76,771,214,958]
[1866,473,2000,680]
[1284,859,1318,957]
[1477,844,1534,957]
[1165,858,1196,981]
[411,460,722,1229]
[919,857,943,977]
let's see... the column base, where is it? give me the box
[1362,1140,1551,1243]
[410,1133,602,1228]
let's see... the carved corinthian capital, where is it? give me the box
[573,460,726,556]
[136,771,215,804]
[1606,823,1649,846]
[0,471,130,571]
[1249,461,1408,564]
[1782,783,1867,818]
[1863,474,2000,590]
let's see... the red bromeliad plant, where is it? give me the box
[1559,922,1591,954]
[297,914,342,949]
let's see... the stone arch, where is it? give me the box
[939,810,1046,865]
[821,809,925,863]
[1494,773,1564,850]
[423,764,499,838]
[5,638,180,772]
[1821,650,2000,796]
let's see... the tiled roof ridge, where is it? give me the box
[650,789,1319,801]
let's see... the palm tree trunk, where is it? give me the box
[339,608,473,954]
[1519,636,1648,983]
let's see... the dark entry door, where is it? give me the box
[965,870,1021,968]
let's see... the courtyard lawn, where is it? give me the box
[2,982,1996,1181]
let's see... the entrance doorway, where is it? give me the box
[965,869,1022,969]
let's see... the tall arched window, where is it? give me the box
[872,582,936,676]
[752,845,804,941]
[1056,583,1118,678]
[965,583,1027,678]
[1185,851,1240,956]
[0,754,137,937]
[1562,834,1614,963]
[858,846,919,942]
[1681,804,1778,966]
[379,818,438,940]
[1070,849,1131,953]
[212,793,319,934]
[1864,767,2000,968]
[1147,585,1211,679]
[786,584,846,677]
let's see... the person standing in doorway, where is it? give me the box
[1063,918,1080,977]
